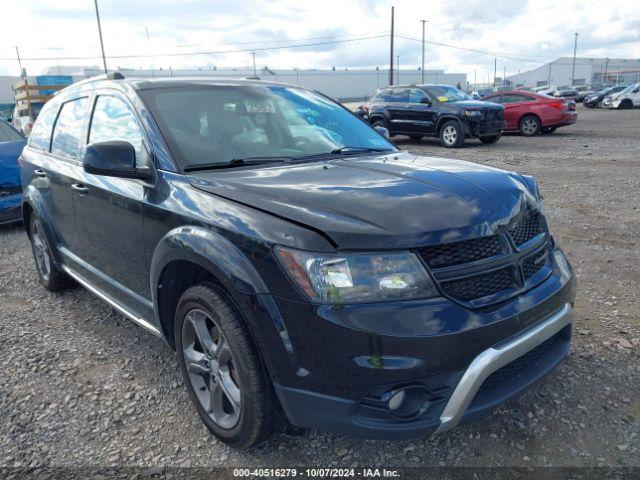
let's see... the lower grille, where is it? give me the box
[440,267,516,301]
[522,248,549,279]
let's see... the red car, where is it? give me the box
[483,91,577,136]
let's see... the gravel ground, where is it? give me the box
[1,105,639,472]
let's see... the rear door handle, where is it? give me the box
[34,169,48,177]
[70,183,89,194]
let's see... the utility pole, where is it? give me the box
[93,0,108,73]
[603,57,609,84]
[397,55,400,84]
[15,46,24,78]
[503,66,506,87]
[548,63,552,86]
[420,20,427,84]
[389,6,395,85]
[571,32,579,86]
[493,58,497,87]
[251,52,256,76]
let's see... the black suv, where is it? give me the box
[21,75,575,448]
[367,84,504,147]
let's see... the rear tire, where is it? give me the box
[175,283,274,449]
[29,215,74,291]
[479,134,501,144]
[439,120,465,148]
[519,115,541,136]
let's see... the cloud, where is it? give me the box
[1,0,639,82]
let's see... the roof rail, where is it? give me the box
[60,71,125,91]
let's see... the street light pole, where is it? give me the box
[397,55,400,84]
[389,6,395,85]
[420,20,427,84]
[93,0,108,73]
[251,52,256,76]
[571,32,579,86]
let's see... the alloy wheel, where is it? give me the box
[442,125,457,145]
[181,308,241,429]
[32,220,51,282]
[521,118,538,135]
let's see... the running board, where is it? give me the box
[62,266,163,338]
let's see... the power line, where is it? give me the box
[0,34,389,61]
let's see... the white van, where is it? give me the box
[603,82,640,109]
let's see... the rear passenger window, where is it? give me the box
[29,104,59,151]
[51,98,89,159]
[89,96,144,161]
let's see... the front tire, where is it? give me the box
[175,283,274,449]
[519,115,541,136]
[479,134,501,144]
[619,99,633,109]
[439,120,465,148]
[29,215,73,291]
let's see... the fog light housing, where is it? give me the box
[388,390,406,411]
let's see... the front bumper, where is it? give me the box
[266,249,575,439]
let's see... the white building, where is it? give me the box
[506,57,640,88]
[1,65,466,105]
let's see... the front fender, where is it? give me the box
[150,225,297,372]
[150,225,270,298]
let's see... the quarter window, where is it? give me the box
[89,96,144,161]
[51,98,89,159]
[28,104,59,151]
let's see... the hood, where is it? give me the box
[187,152,540,250]
[447,100,503,110]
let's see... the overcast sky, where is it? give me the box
[2,0,639,78]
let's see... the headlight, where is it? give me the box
[274,247,438,304]
[463,110,482,117]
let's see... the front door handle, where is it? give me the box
[34,169,48,178]
[70,183,89,194]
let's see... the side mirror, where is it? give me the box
[374,125,390,139]
[83,141,152,180]
[354,106,367,118]
[419,97,431,105]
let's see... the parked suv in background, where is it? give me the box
[21,75,575,448]
[483,91,577,136]
[367,85,504,147]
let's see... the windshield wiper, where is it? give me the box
[329,146,394,155]
[183,156,294,172]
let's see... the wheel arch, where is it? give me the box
[518,112,541,128]
[150,226,276,350]
[435,116,463,136]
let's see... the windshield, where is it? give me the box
[617,84,637,95]
[140,85,395,170]
[423,86,472,103]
